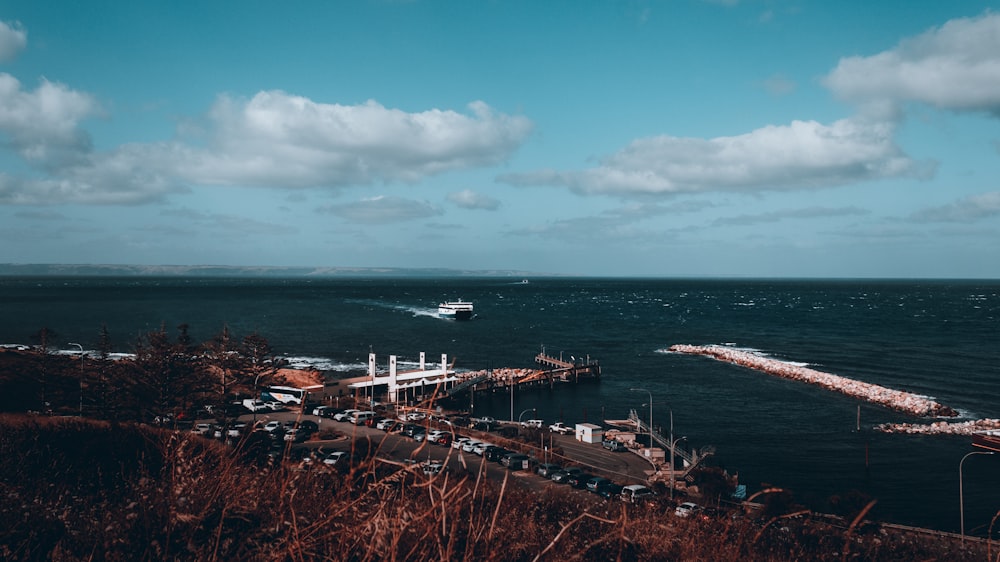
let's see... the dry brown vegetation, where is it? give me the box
[0,414,991,562]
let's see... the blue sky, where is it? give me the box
[1,1,999,277]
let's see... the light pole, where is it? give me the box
[69,343,83,416]
[518,408,536,425]
[630,388,653,448]
[960,450,994,540]
[670,436,687,500]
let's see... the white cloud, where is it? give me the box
[908,191,1000,222]
[824,11,1000,115]
[0,20,26,62]
[0,74,99,165]
[184,92,533,189]
[714,206,869,226]
[317,195,442,223]
[447,189,500,210]
[0,87,533,205]
[501,117,926,196]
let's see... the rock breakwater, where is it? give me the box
[669,344,958,418]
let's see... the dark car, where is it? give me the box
[474,421,498,432]
[535,463,562,478]
[402,423,423,437]
[297,420,319,434]
[598,483,624,500]
[550,466,584,484]
[567,472,594,489]
[483,446,510,462]
[501,453,531,470]
[365,416,384,428]
[586,477,613,493]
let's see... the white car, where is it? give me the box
[226,423,247,438]
[262,421,282,433]
[472,442,492,455]
[334,409,359,422]
[426,430,449,443]
[548,422,573,435]
[675,502,698,518]
[520,419,544,429]
[421,460,445,475]
[403,411,426,421]
[452,436,471,450]
[323,451,349,466]
[462,440,481,453]
[376,418,398,431]
[192,423,212,435]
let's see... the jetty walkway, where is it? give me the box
[669,344,958,418]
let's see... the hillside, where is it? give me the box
[0,414,987,561]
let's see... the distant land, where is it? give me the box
[0,263,545,278]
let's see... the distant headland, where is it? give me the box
[0,263,546,278]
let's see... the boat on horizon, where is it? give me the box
[438,299,474,320]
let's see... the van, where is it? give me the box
[349,411,375,425]
[620,484,656,504]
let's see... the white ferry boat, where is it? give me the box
[438,299,474,320]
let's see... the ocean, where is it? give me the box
[1,276,998,534]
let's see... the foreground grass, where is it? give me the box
[0,414,988,561]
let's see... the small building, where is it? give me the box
[575,423,604,444]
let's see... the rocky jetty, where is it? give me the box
[876,418,1000,435]
[669,344,958,418]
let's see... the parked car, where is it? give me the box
[548,422,573,435]
[421,460,445,475]
[520,419,544,429]
[472,442,493,456]
[242,399,268,412]
[262,421,283,433]
[452,436,471,450]
[602,438,628,452]
[323,451,349,466]
[426,430,449,444]
[403,411,426,421]
[283,428,307,442]
[412,430,427,442]
[312,405,334,417]
[598,483,624,500]
[567,472,595,489]
[621,484,656,504]
[402,424,424,437]
[365,416,384,427]
[376,418,397,431]
[483,446,510,462]
[501,453,531,470]
[192,423,212,435]
[296,420,319,434]
[226,423,247,438]
[436,434,452,447]
[551,466,583,484]
[334,409,359,422]
[586,477,613,493]
[462,440,482,453]
[535,463,562,478]
[675,502,699,518]
[264,401,287,412]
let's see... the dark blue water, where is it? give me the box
[2,276,998,533]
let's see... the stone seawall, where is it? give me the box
[669,344,958,418]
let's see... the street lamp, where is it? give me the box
[670,436,687,500]
[69,343,83,416]
[518,408,536,425]
[960,450,994,540]
[630,388,653,448]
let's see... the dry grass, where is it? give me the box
[0,414,989,561]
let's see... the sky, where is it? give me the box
[1,1,999,278]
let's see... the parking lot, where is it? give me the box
[227,407,658,500]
